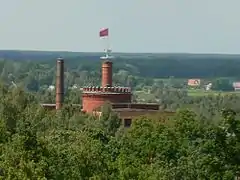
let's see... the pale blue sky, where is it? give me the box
[0,0,239,53]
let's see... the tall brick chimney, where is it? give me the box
[102,60,112,87]
[56,58,64,110]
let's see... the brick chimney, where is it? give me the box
[56,58,64,110]
[102,60,112,87]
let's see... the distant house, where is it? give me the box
[188,79,201,87]
[205,82,212,91]
[69,84,78,90]
[48,85,55,91]
[232,82,240,91]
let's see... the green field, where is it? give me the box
[187,89,240,97]
[134,90,156,102]
[134,89,240,101]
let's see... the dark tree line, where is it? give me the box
[1,50,240,79]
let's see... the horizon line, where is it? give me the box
[0,49,240,55]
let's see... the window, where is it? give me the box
[124,119,132,127]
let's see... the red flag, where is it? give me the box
[99,28,109,37]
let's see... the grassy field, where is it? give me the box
[134,90,156,102]
[187,89,240,97]
[134,89,240,101]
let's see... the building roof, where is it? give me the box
[112,108,159,112]
[40,103,82,107]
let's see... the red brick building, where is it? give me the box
[42,56,174,127]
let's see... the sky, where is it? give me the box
[0,0,240,53]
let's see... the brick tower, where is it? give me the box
[82,49,132,113]
[56,58,64,110]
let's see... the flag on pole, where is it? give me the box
[99,28,109,37]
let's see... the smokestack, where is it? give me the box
[56,58,64,110]
[102,60,112,87]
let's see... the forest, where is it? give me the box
[0,50,240,179]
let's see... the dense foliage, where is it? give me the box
[0,86,239,179]
[2,50,240,84]
[1,51,240,93]
[0,51,240,179]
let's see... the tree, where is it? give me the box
[212,78,234,91]
[100,103,121,137]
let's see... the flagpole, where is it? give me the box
[100,28,113,60]
[106,35,110,58]
[106,32,110,51]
